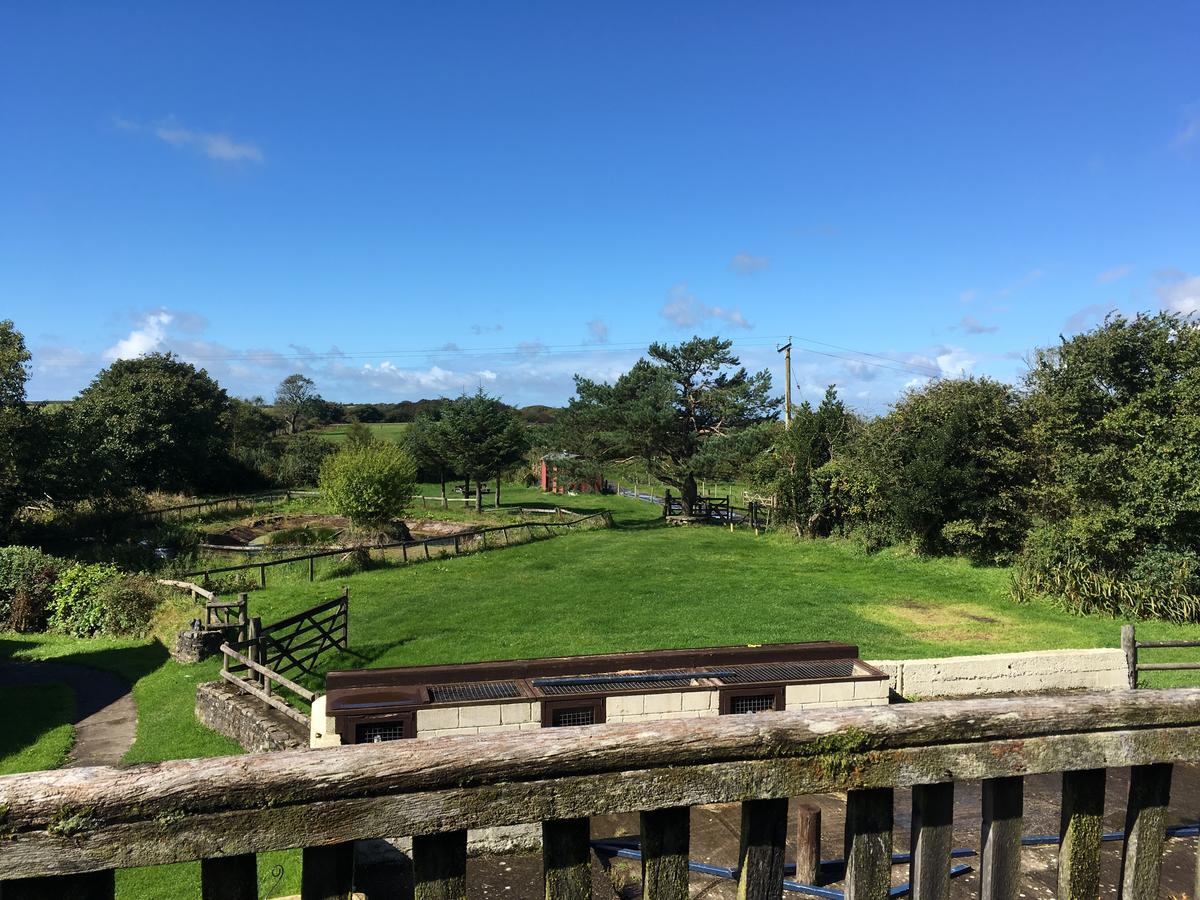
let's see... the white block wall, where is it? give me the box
[785,678,890,709]
[868,648,1127,699]
[416,701,541,738]
[605,689,721,722]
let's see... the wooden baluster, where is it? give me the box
[844,787,893,900]
[1058,769,1105,900]
[737,798,788,900]
[1119,763,1173,899]
[909,782,953,900]
[980,776,1023,900]
[301,841,355,900]
[793,804,822,887]
[641,806,690,900]
[542,817,591,900]
[414,830,468,900]
[201,854,258,900]
[0,871,115,899]
[1121,624,1138,689]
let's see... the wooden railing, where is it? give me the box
[183,511,613,587]
[1121,624,1200,688]
[2,690,1199,898]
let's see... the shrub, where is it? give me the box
[95,575,163,636]
[0,546,62,632]
[48,562,121,637]
[319,442,417,531]
[274,433,333,487]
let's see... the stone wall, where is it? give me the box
[196,681,308,752]
[867,648,1127,699]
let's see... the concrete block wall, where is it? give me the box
[605,689,721,722]
[416,701,541,738]
[785,678,890,710]
[868,648,1127,699]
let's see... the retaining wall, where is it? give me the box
[196,681,308,752]
[867,648,1127,699]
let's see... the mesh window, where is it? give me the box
[357,722,410,743]
[730,694,777,714]
[552,707,597,727]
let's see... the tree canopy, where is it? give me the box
[560,336,778,514]
[274,373,321,434]
[439,390,529,511]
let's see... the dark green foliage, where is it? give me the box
[560,336,779,514]
[1017,312,1200,619]
[0,321,32,537]
[272,433,333,487]
[407,413,454,495]
[342,420,377,450]
[48,562,121,637]
[319,441,417,529]
[94,575,163,636]
[274,373,321,434]
[439,390,530,511]
[71,353,233,495]
[0,546,62,632]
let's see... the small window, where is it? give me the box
[719,687,784,715]
[358,722,412,743]
[542,698,606,727]
[341,711,415,744]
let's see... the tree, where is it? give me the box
[408,413,454,506]
[439,390,529,512]
[343,421,378,450]
[273,433,333,487]
[0,321,31,534]
[560,336,779,516]
[274,374,321,434]
[71,353,233,495]
[319,442,416,533]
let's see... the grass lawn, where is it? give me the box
[316,422,411,444]
[0,683,75,775]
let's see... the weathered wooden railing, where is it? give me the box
[1122,623,1200,689]
[2,690,1199,899]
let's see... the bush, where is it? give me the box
[319,442,417,531]
[48,562,121,637]
[274,433,333,487]
[0,546,62,632]
[95,575,163,636]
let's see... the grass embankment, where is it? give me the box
[0,683,75,775]
[316,422,410,445]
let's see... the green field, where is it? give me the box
[0,683,75,775]
[316,421,411,444]
[7,486,1200,897]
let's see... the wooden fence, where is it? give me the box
[2,689,1200,898]
[1121,624,1200,689]
[219,590,349,724]
[183,510,613,588]
[133,490,304,523]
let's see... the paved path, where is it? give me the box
[0,661,137,767]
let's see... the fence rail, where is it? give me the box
[1,689,1199,898]
[183,510,612,586]
[1122,624,1200,688]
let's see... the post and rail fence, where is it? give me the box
[182,511,613,588]
[1121,624,1200,689]
[1,690,1199,899]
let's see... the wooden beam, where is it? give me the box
[413,830,467,900]
[301,842,355,900]
[640,806,690,900]
[909,782,952,900]
[980,776,1023,900]
[736,798,787,900]
[844,788,893,900]
[1119,763,1172,899]
[542,818,591,900]
[1058,769,1105,900]
[793,804,821,888]
[201,854,258,900]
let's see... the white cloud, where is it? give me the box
[660,283,751,330]
[103,310,173,361]
[1158,271,1200,315]
[153,123,264,163]
[585,319,609,344]
[934,347,977,376]
[730,252,769,274]
[1065,303,1115,333]
[1096,264,1133,285]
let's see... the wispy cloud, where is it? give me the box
[660,283,751,330]
[116,117,264,163]
[1096,264,1133,285]
[730,252,769,274]
[103,309,173,361]
[1157,270,1200,315]
[470,323,503,335]
[585,319,609,344]
[997,268,1045,297]
[1171,103,1200,151]
[438,342,462,352]
[518,340,547,357]
[956,315,999,335]
[959,289,977,303]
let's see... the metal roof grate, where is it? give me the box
[427,681,523,703]
[718,660,859,683]
[536,672,710,695]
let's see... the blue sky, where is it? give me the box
[2,2,1198,410]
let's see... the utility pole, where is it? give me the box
[777,337,793,426]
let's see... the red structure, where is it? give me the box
[539,452,602,494]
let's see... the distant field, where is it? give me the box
[316,422,411,444]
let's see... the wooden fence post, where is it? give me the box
[980,776,1023,900]
[909,783,952,900]
[309,555,315,582]
[794,804,822,887]
[301,842,355,900]
[542,818,591,900]
[237,593,249,642]
[0,871,116,899]
[201,854,257,900]
[641,806,689,900]
[1120,763,1173,898]
[844,788,893,900]
[413,830,467,900]
[1059,768,1105,900]
[737,798,788,900]
[1122,624,1138,689]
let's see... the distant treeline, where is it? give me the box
[337,401,558,425]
